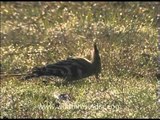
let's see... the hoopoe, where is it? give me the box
[24,42,101,81]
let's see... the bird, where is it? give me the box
[24,42,101,81]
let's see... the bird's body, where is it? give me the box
[25,42,101,81]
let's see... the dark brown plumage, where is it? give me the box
[24,42,101,81]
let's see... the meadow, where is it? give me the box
[0,2,159,118]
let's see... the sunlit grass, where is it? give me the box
[0,2,158,118]
[0,76,158,118]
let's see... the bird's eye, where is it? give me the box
[33,73,38,77]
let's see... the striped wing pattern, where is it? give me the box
[24,43,101,81]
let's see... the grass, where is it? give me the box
[0,76,158,118]
[0,2,159,118]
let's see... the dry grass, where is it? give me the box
[0,2,159,118]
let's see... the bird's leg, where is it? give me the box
[95,74,100,82]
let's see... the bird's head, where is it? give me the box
[24,66,43,80]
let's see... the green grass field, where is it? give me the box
[0,2,159,118]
